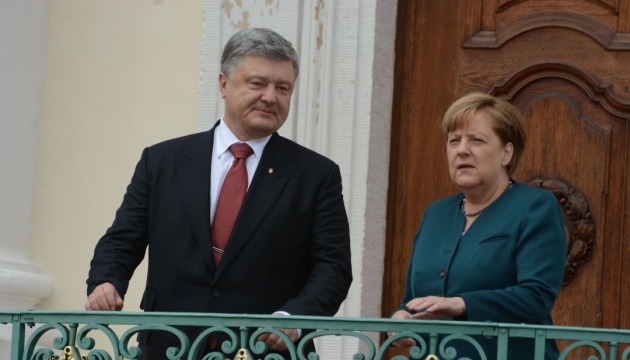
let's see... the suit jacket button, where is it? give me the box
[212,289,220,296]
[439,269,446,278]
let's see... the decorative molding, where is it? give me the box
[294,0,334,153]
[496,0,618,14]
[464,10,630,50]
[527,178,595,285]
[196,0,223,131]
[586,0,619,13]
[496,0,530,13]
[490,61,630,118]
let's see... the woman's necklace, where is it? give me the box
[460,180,513,217]
[460,198,483,217]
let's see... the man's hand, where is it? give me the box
[256,313,299,351]
[85,282,124,311]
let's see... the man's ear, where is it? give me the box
[218,72,228,99]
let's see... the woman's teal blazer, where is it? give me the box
[398,181,566,359]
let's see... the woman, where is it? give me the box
[390,93,566,359]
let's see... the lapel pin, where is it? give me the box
[268,168,274,174]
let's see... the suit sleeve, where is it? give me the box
[86,148,151,298]
[279,164,353,316]
[458,191,567,323]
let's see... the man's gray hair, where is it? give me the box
[221,28,299,78]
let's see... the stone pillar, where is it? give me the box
[0,0,54,358]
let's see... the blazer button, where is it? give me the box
[212,289,220,297]
[439,269,446,278]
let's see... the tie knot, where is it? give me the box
[230,143,253,160]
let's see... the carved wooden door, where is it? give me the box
[384,0,630,356]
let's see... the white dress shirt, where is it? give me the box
[210,119,271,226]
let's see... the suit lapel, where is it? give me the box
[177,129,216,273]
[214,133,297,279]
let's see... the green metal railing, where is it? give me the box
[2,310,629,359]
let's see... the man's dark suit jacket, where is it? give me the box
[86,126,353,358]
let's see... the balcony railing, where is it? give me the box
[2,310,630,359]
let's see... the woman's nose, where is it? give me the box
[456,140,470,155]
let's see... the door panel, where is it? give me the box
[385,0,630,357]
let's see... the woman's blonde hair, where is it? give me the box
[442,92,527,176]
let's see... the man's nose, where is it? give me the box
[260,85,277,103]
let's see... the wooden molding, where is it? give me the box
[496,0,619,14]
[464,10,630,50]
[490,61,630,118]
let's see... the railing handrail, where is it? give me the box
[3,310,630,336]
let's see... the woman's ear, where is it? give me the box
[502,142,514,166]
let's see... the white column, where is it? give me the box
[199,0,396,358]
[0,0,54,357]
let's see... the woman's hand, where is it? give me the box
[407,296,466,320]
[387,310,417,347]
[386,297,467,347]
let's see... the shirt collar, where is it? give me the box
[215,118,271,159]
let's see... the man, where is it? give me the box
[85,27,353,359]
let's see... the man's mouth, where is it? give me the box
[254,108,275,115]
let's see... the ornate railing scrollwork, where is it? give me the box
[558,340,606,359]
[76,322,120,360]
[300,329,377,360]
[25,322,69,360]
[377,331,427,359]
[249,327,297,359]
[3,311,628,360]
[438,334,488,360]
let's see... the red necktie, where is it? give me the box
[211,143,254,265]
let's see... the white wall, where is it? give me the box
[33,0,202,311]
